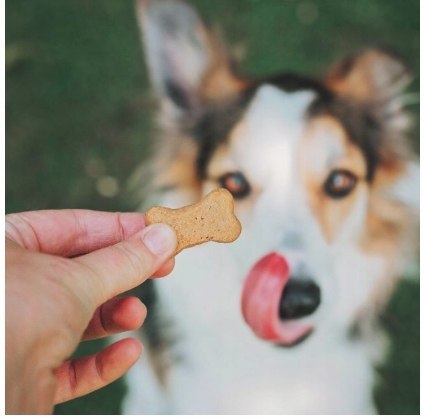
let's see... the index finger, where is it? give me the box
[5,209,146,257]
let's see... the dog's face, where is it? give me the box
[137,0,419,345]
[203,87,373,344]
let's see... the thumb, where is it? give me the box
[72,223,177,306]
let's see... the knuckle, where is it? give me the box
[72,258,106,305]
[98,303,109,335]
[115,241,153,281]
[5,213,36,248]
[115,212,127,241]
[94,352,105,382]
[68,359,78,394]
[53,256,101,318]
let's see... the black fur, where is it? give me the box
[190,74,382,182]
[308,95,382,181]
[165,79,193,110]
[192,87,258,179]
[126,280,180,361]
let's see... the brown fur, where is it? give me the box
[135,2,418,376]
[300,116,367,242]
[322,50,418,317]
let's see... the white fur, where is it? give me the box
[124,244,377,414]
[122,86,401,414]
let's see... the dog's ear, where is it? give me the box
[325,49,413,132]
[136,0,242,116]
[325,49,411,102]
[328,50,419,218]
[325,49,414,150]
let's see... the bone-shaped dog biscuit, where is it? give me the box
[145,188,242,254]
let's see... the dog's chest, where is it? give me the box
[154,244,375,414]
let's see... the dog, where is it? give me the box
[122,0,419,414]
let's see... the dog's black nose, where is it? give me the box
[279,278,321,320]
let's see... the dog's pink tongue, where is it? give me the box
[241,252,311,344]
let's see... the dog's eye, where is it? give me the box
[219,172,251,199]
[324,170,357,199]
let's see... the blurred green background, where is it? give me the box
[6,0,419,414]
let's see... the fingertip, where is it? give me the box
[112,337,143,363]
[101,338,143,382]
[112,297,147,331]
[151,257,176,278]
[140,223,177,257]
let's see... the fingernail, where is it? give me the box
[141,223,176,256]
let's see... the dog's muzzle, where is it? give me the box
[241,253,320,345]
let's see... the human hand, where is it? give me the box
[5,209,177,414]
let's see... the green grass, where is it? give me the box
[375,281,420,414]
[6,0,419,414]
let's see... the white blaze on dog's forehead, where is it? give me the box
[231,85,316,187]
[224,85,321,259]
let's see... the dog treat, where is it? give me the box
[145,188,242,254]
